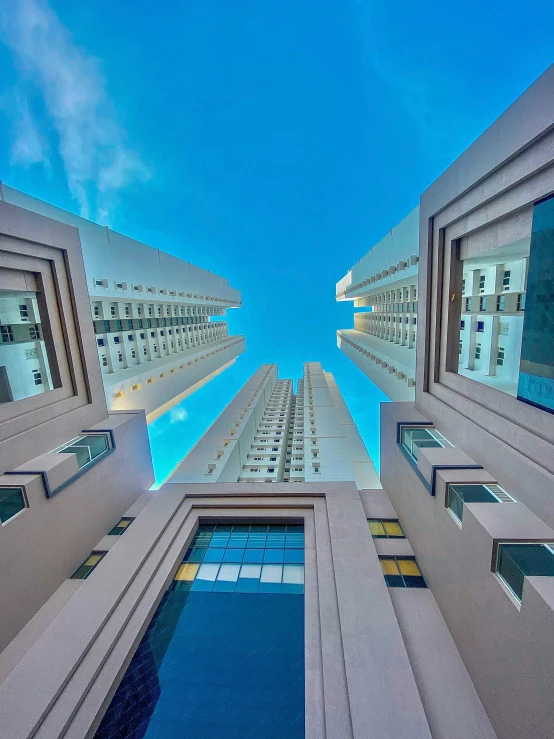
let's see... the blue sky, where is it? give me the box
[1,0,553,484]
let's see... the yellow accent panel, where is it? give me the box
[175,563,199,581]
[380,559,399,576]
[85,554,103,566]
[369,520,385,536]
[118,519,131,528]
[398,559,421,576]
[384,521,403,537]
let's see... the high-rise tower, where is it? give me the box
[0,183,245,421]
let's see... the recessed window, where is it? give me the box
[400,425,451,462]
[502,270,511,290]
[497,295,505,311]
[517,293,526,311]
[108,517,135,536]
[497,347,505,366]
[0,486,27,524]
[479,274,486,293]
[71,551,107,580]
[477,321,485,333]
[465,297,472,311]
[447,483,514,523]
[379,557,426,588]
[55,433,112,470]
[479,296,487,311]
[475,344,482,360]
[368,519,404,538]
[496,543,554,602]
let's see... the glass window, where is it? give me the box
[0,281,56,404]
[55,433,111,470]
[0,486,27,524]
[496,543,554,601]
[173,524,304,594]
[108,517,135,536]
[368,519,404,538]
[446,483,511,523]
[71,551,107,579]
[379,557,426,588]
[400,425,450,462]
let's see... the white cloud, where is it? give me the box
[0,0,150,220]
[169,407,189,423]
[1,88,50,168]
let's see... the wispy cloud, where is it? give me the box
[169,407,189,423]
[1,88,50,168]
[0,0,150,220]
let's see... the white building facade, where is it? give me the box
[171,362,382,489]
[336,208,420,401]
[336,206,528,402]
[0,183,244,421]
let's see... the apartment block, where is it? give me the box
[380,64,554,739]
[0,184,245,422]
[336,207,419,400]
[0,361,498,739]
[0,201,154,654]
[171,362,382,489]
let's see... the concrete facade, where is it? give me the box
[0,201,154,652]
[377,64,554,739]
[0,184,245,421]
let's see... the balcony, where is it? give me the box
[446,483,515,523]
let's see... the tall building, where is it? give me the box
[337,203,530,403]
[0,200,154,655]
[172,362,381,489]
[336,207,420,400]
[381,63,554,739]
[0,359,500,739]
[0,183,245,422]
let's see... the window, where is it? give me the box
[496,543,554,601]
[475,344,481,360]
[32,370,42,386]
[97,338,105,347]
[368,519,404,538]
[479,296,487,311]
[497,347,505,366]
[0,486,27,524]
[477,321,485,333]
[517,293,526,311]
[447,483,514,523]
[101,355,108,366]
[117,352,123,362]
[502,270,511,290]
[267,468,275,473]
[19,303,29,320]
[465,297,472,311]
[0,326,14,343]
[113,336,120,344]
[379,557,426,588]
[400,425,450,462]
[459,341,463,356]
[71,551,107,580]
[128,334,134,342]
[479,274,486,293]
[497,295,505,311]
[110,307,116,318]
[55,433,112,470]
[108,517,135,536]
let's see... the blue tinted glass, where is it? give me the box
[186,548,206,563]
[223,549,245,563]
[264,549,285,563]
[266,533,286,548]
[285,549,304,564]
[243,549,264,563]
[203,548,226,562]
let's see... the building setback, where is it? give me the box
[0,183,244,422]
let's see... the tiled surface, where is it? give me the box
[518,194,554,414]
[94,525,305,739]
